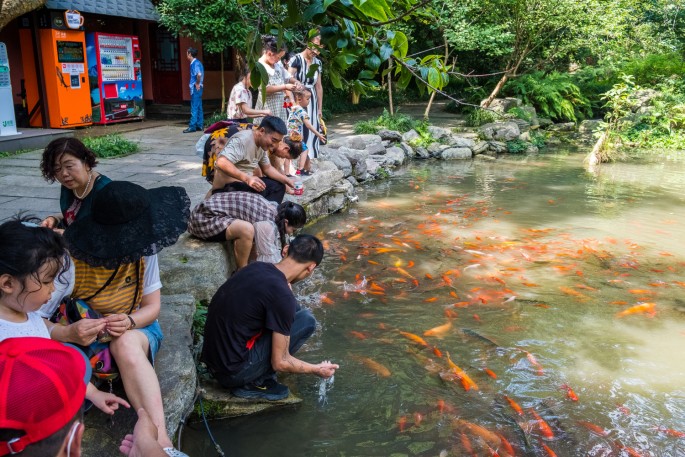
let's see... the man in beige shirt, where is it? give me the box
[212,116,296,203]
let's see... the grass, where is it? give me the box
[82,134,139,158]
[0,148,31,158]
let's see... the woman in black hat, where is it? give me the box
[50,181,191,457]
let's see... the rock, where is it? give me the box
[289,165,345,205]
[512,118,530,133]
[518,131,531,142]
[537,118,553,128]
[475,154,497,161]
[487,97,522,114]
[366,158,380,176]
[547,122,576,132]
[447,135,475,149]
[414,147,431,159]
[319,148,352,177]
[365,141,387,156]
[488,141,508,154]
[377,129,403,142]
[579,119,604,133]
[632,89,658,110]
[346,176,359,187]
[439,147,472,160]
[402,129,420,143]
[382,140,393,148]
[471,141,489,155]
[160,234,231,302]
[427,125,452,140]
[82,294,197,457]
[384,146,407,166]
[427,143,449,156]
[337,146,369,181]
[199,377,302,420]
[520,106,539,126]
[525,144,539,154]
[480,122,521,141]
[398,142,415,159]
[328,134,381,151]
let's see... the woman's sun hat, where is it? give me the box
[64,181,190,268]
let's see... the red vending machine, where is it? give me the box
[86,33,144,124]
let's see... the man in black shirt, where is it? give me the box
[202,234,338,400]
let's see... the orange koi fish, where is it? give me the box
[432,346,443,358]
[559,286,588,301]
[399,331,429,347]
[391,267,416,279]
[369,282,385,292]
[529,409,554,439]
[446,352,479,391]
[610,301,628,306]
[503,395,524,416]
[413,412,423,427]
[442,275,453,286]
[628,289,655,295]
[460,432,474,454]
[424,297,438,303]
[484,368,497,379]
[577,420,608,436]
[614,443,646,457]
[561,384,578,401]
[425,273,434,280]
[359,357,391,377]
[450,290,459,299]
[539,440,558,457]
[496,433,515,456]
[367,260,381,266]
[407,261,415,268]
[398,415,408,432]
[423,321,453,337]
[437,399,445,413]
[444,309,459,319]
[375,247,404,254]
[347,232,364,241]
[349,331,368,340]
[654,426,685,438]
[453,419,500,449]
[320,294,334,305]
[525,351,544,375]
[615,302,656,318]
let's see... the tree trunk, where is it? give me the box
[425,36,449,119]
[480,73,509,108]
[387,59,394,115]
[585,131,607,169]
[220,52,226,114]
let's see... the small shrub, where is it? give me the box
[354,119,379,134]
[192,300,208,340]
[82,134,139,158]
[466,108,498,127]
[506,139,529,154]
[204,110,226,126]
[507,106,533,122]
[530,131,546,149]
[0,148,31,158]
[353,109,418,134]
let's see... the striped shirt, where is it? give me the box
[219,129,269,176]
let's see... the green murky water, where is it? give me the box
[184,151,685,457]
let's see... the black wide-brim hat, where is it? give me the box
[65,181,191,269]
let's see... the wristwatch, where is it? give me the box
[128,315,137,330]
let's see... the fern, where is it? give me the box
[504,72,592,122]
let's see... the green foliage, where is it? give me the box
[353,109,417,134]
[507,106,532,122]
[192,300,208,339]
[506,139,529,154]
[82,134,139,159]
[465,108,498,127]
[621,53,685,87]
[204,110,226,126]
[530,131,547,149]
[0,148,31,158]
[504,72,592,122]
[409,120,437,148]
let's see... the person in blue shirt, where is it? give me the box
[184,47,204,133]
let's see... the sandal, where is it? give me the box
[300,169,313,176]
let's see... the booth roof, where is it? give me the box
[44,0,159,21]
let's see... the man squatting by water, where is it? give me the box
[201,234,338,400]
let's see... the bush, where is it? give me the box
[409,120,437,148]
[82,134,139,158]
[465,108,498,126]
[506,139,529,154]
[504,72,592,122]
[353,109,417,134]
[621,53,685,87]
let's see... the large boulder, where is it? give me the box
[337,146,370,181]
[427,142,449,156]
[365,141,387,156]
[480,122,521,141]
[447,136,476,149]
[402,129,420,143]
[383,146,407,167]
[537,118,554,128]
[414,146,431,159]
[318,146,352,177]
[487,97,523,114]
[294,162,345,202]
[487,141,508,154]
[512,118,531,133]
[472,141,489,155]
[377,129,403,142]
[547,122,576,132]
[327,134,381,151]
[439,147,472,160]
[579,119,604,133]
[160,234,231,302]
[427,125,452,141]
[398,142,415,159]
[366,158,381,176]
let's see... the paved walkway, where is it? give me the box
[0,100,458,223]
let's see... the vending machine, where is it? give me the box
[86,33,144,124]
[18,11,92,128]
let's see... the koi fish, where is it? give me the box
[358,357,391,377]
[437,399,445,413]
[654,426,685,438]
[610,301,628,306]
[347,232,364,241]
[413,412,423,427]
[464,264,481,271]
[525,351,544,375]
[446,352,479,391]
[576,420,608,436]
[399,331,429,347]
[407,261,415,268]
[484,368,497,379]
[320,294,334,305]
[561,384,578,401]
[460,432,474,454]
[615,302,656,318]
[559,286,588,301]
[367,260,381,266]
[398,415,408,432]
[349,331,368,340]
[444,309,459,319]
[442,275,453,286]
[496,433,515,457]
[450,290,459,299]
[453,419,500,449]
[628,289,654,295]
[529,409,554,439]
[503,395,523,416]
[423,321,453,337]
[424,297,438,303]
[375,247,404,254]
[432,346,443,358]
[539,440,558,457]
[390,266,416,279]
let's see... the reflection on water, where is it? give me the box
[184,152,685,457]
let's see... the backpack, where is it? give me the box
[201,121,254,183]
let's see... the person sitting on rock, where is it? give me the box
[201,234,338,401]
[212,116,299,204]
[188,193,306,268]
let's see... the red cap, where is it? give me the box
[0,337,89,456]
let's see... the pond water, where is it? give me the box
[183,150,685,457]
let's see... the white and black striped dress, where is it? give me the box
[289,53,322,158]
